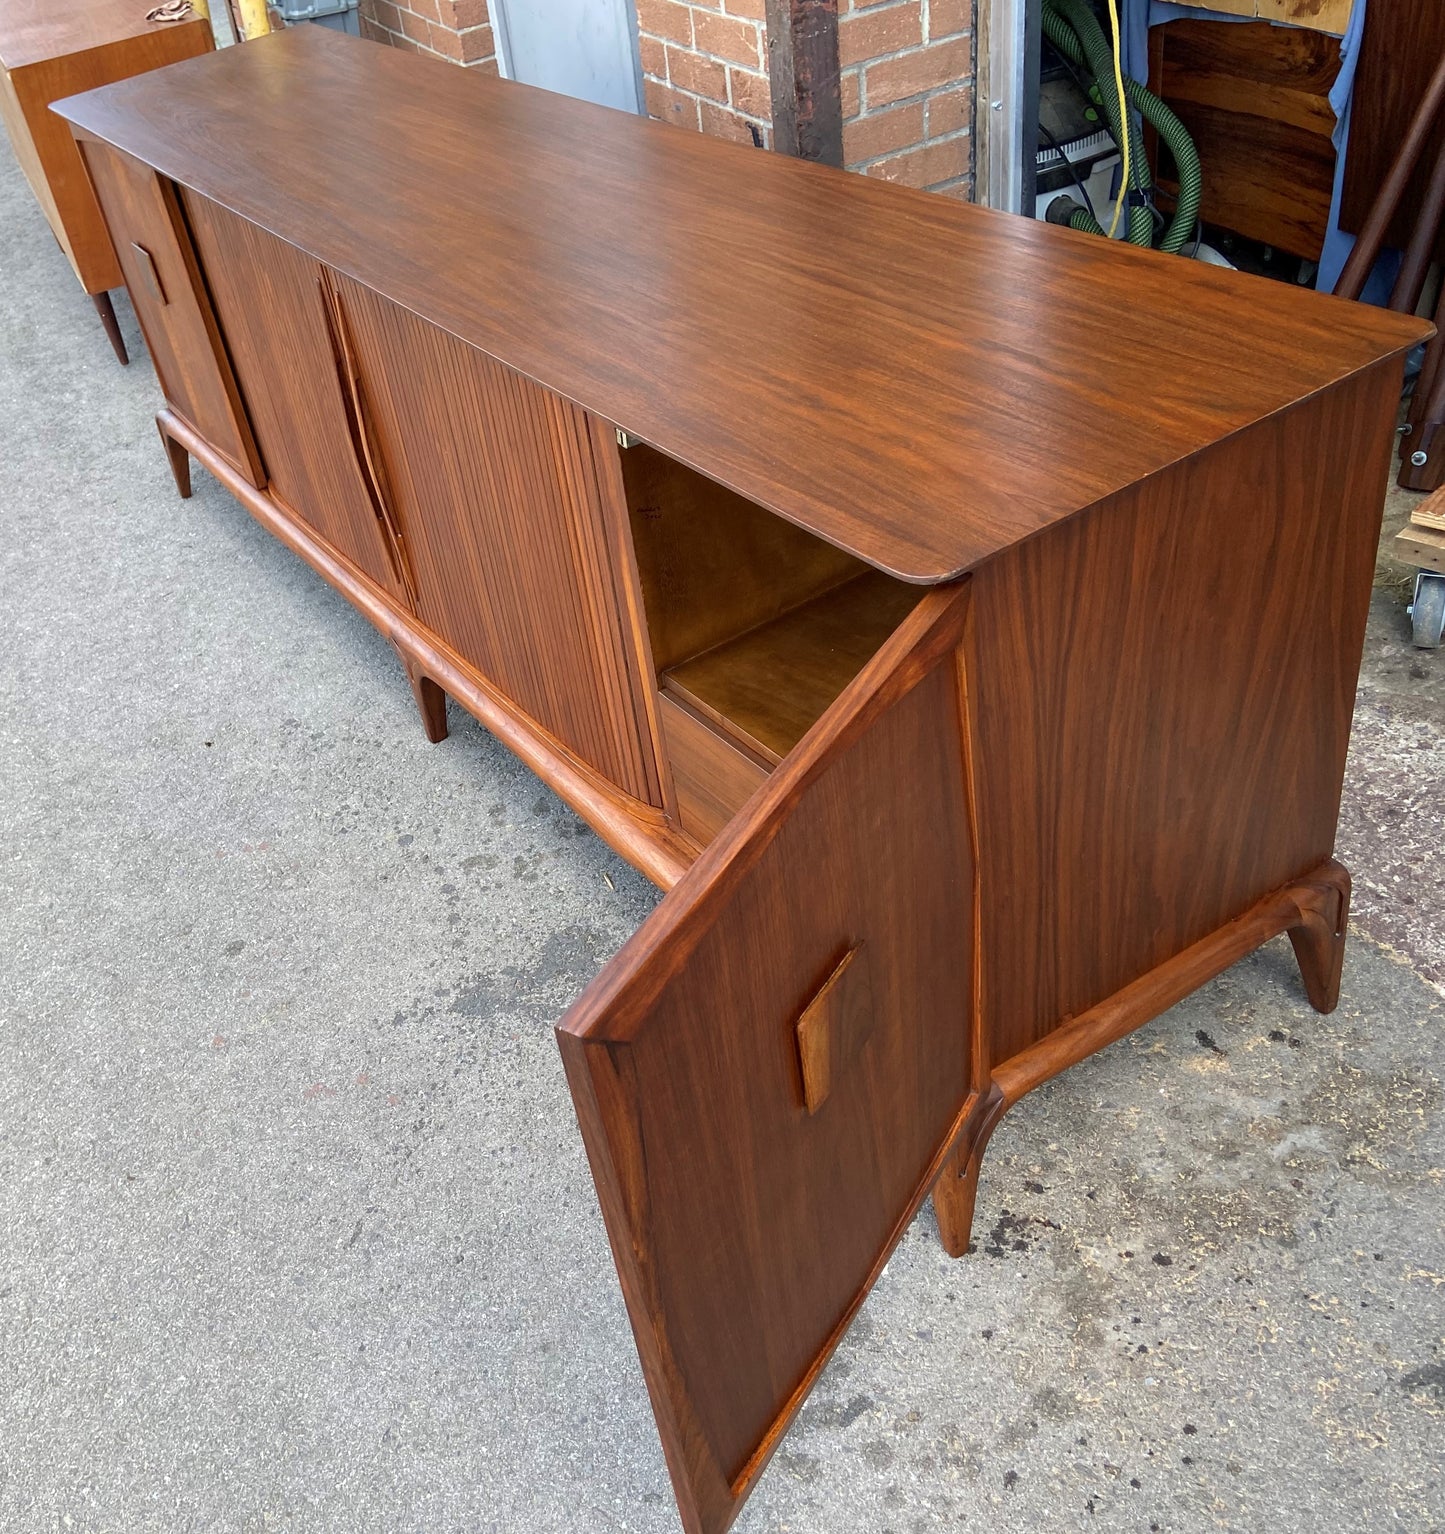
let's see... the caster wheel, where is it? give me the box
[1410,571,1445,649]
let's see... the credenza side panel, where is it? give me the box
[971,361,1400,1069]
[76,137,262,484]
[331,275,663,807]
[1,64,86,279]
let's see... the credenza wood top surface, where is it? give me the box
[56,24,1429,581]
[0,0,200,71]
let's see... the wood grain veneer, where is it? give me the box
[157,409,696,889]
[331,274,663,806]
[58,32,1432,1534]
[78,139,261,484]
[657,693,770,847]
[661,570,921,765]
[0,0,211,298]
[1149,19,1341,260]
[0,0,201,69]
[181,196,403,597]
[969,361,1397,1069]
[559,585,982,1534]
[53,23,1425,581]
[621,445,867,675]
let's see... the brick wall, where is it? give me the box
[355,0,974,198]
[358,0,499,68]
[635,0,773,148]
[840,0,973,196]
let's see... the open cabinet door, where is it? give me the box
[557,583,986,1534]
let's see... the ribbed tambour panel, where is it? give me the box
[80,142,259,482]
[333,274,661,807]
[181,194,400,596]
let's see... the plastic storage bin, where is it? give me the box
[273,0,360,35]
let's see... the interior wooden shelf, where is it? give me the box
[661,569,920,765]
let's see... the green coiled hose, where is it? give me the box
[1040,0,1203,256]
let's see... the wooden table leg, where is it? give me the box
[1286,860,1351,1015]
[401,654,449,743]
[1400,342,1445,491]
[92,290,128,365]
[156,416,191,499]
[932,1082,1007,1257]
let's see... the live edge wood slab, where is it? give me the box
[56,26,1429,1534]
[0,0,212,363]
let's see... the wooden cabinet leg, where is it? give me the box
[1287,859,1351,1014]
[156,416,192,499]
[92,291,129,365]
[931,862,1351,1259]
[931,1082,1006,1258]
[402,656,449,743]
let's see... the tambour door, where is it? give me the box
[181,196,403,597]
[327,273,662,807]
[76,138,261,486]
[557,583,985,1534]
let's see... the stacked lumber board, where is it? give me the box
[1397,488,1445,573]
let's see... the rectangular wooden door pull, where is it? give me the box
[130,242,167,307]
[794,944,873,1114]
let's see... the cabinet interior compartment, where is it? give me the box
[621,445,921,834]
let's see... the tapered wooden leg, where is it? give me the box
[403,656,449,743]
[1287,859,1351,1014]
[92,291,129,365]
[932,1082,1006,1258]
[156,417,192,499]
[1398,353,1445,492]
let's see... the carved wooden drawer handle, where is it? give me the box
[317,274,420,611]
[130,243,167,307]
[794,944,874,1114]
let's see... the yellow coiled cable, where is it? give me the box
[1104,0,1130,238]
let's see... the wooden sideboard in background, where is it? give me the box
[1149,17,1342,260]
[1186,0,1352,29]
[56,26,1426,1534]
[1340,0,1445,263]
[0,0,212,362]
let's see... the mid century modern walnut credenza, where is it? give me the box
[0,0,212,364]
[57,26,1428,1534]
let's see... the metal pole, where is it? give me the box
[233,0,273,40]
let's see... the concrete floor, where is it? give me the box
[2,143,1442,1534]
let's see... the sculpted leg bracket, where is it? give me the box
[932,858,1353,1256]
